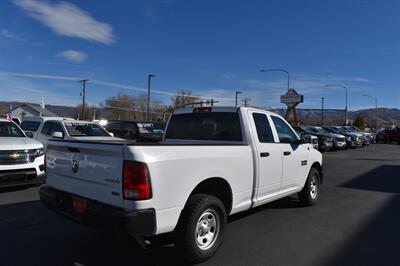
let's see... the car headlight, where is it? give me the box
[28,148,44,157]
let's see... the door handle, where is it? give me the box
[283,151,291,156]
[260,152,270,157]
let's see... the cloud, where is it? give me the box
[57,50,87,63]
[0,29,23,41]
[13,0,115,45]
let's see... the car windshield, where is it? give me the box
[326,127,340,134]
[64,122,111,137]
[0,121,25,137]
[301,127,314,134]
[313,127,330,134]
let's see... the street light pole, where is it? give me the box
[363,94,378,109]
[321,97,325,126]
[260,68,290,92]
[324,84,348,125]
[79,79,89,120]
[235,91,242,107]
[147,74,156,121]
[363,94,378,129]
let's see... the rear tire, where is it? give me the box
[175,194,226,264]
[299,167,321,206]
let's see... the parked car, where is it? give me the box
[376,127,400,144]
[40,106,322,263]
[342,126,371,145]
[309,126,347,150]
[20,116,120,148]
[323,126,363,148]
[293,126,319,150]
[296,126,333,152]
[101,120,163,141]
[0,118,45,187]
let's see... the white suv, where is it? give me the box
[20,116,118,148]
[0,118,45,187]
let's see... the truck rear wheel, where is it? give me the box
[175,194,226,264]
[299,167,321,206]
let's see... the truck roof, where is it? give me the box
[21,116,75,122]
[173,106,279,116]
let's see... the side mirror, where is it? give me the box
[25,131,33,138]
[52,131,64,139]
[301,134,310,143]
[109,132,114,137]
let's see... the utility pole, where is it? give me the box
[321,97,325,126]
[243,98,251,107]
[147,74,156,121]
[210,99,214,106]
[235,91,242,107]
[79,79,89,120]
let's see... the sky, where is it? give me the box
[0,0,399,111]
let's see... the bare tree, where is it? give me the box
[105,93,136,120]
[170,90,200,108]
[75,103,92,120]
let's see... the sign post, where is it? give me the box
[280,89,303,125]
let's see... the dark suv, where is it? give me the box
[102,120,165,141]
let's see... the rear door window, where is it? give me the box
[166,112,242,141]
[252,113,274,143]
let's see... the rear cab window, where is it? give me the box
[20,121,41,132]
[165,112,242,141]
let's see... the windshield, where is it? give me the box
[312,127,330,134]
[0,121,25,137]
[301,127,314,134]
[64,122,111,137]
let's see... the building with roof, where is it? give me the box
[9,103,58,121]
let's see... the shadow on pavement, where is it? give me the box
[327,165,400,265]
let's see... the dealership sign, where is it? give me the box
[280,89,304,105]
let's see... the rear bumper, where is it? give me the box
[0,168,45,187]
[39,186,156,237]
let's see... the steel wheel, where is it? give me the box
[309,175,318,199]
[195,209,220,250]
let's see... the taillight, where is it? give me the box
[193,107,212,113]
[123,161,152,200]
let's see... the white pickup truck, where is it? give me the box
[40,107,322,263]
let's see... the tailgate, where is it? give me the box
[46,141,125,208]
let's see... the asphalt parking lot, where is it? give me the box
[1,144,399,266]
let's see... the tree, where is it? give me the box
[75,103,92,120]
[353,116,365,129]
[170,90,200,108]
[104,93,167,121]
[104,93,136,120]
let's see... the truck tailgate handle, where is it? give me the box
[283,151,291,156]
[260,152,270,157]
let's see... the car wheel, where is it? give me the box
[175,194,226,264]
[299,167,321,206]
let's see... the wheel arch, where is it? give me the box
[185,177,233,215]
